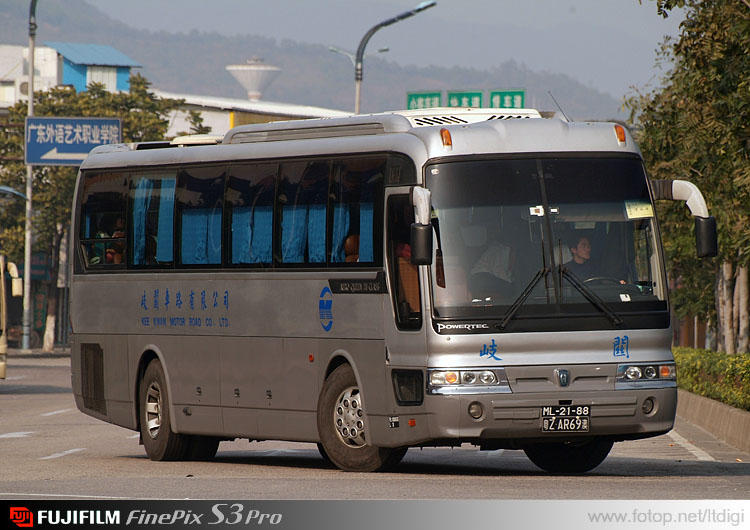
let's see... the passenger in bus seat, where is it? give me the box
[344,234,359,262]
[469,229,517,299]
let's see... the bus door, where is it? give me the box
[382,190,428,412]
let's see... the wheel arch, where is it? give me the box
[134,345,174,433]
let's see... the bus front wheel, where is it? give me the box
[139,359,191,461]
[523,438,613,473]
[317,364,406,472]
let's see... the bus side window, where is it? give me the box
[277,161,330,265]
[129,172,176,267]
[388,195,421,330]
[330,156,385,266]
[176,166,226,266]
[78,171,128,269]
[226,163,276,266]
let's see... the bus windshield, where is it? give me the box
[427,156,667,329]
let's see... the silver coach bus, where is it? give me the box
[70,108,717,473]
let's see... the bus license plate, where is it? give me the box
[541,405,590,432]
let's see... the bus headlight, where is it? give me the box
[478,371,497,384]
[427,368,510,395]
[625,366,642,380]
[616,363,676,389]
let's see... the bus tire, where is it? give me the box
[316,443,334,466]
[186,436,220,461]
[139,359,191,461]
[523,438,613,473]
[317,364,407,472]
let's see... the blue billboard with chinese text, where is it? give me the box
[25,116,122,166]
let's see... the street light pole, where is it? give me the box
[22,0,38,352]
[353,0,436,114]
[329,46,389,67]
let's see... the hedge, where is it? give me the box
[673,347,750,411]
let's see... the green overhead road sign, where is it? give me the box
[490,90,526,109]
[407,91,442,109]
[447,91,483,108]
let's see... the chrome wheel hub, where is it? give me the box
[145,382,162,439]
[333,386,366,447]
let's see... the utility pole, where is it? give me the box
[22,0,38,351]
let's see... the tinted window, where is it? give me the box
[79,171,128,268]
[129,172,176,267]
[277,161,330,265]
[176,166,226,266]
[226,163,276,265]
[330,157,385,266]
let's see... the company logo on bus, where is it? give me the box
[319,287,334,332]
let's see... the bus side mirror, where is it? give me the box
[410,223,433,265]
[652,179,717,258]
[695,216,718,258]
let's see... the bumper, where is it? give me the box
[369,386,676,448]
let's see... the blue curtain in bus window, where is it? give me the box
[156,178,175,263]
[207,208,221,264]
[331,204,350,263]
[281,205,308,263]
[181,210,208,264]
[308,204,326,263]
[250,206,272,263]
[181,208,221,264]
[359,202,374,263]
[132,178,153,265]
[231,207,252,263]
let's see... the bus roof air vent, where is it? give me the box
[395,107,542,127]
[412,115,469,126]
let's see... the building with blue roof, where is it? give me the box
[45,42,140,93]
[1,42,141,111]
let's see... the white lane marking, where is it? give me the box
[127,434,140,439]
[0,492,134,500]
[0,432,34,438]
[39,448,85,460]
[668,430,715,461]
[41,408,72,417]
[5,375,26,381]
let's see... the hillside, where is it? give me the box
[0,0,624,119]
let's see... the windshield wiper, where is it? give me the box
[497,267,550,330]
[561,268,623,327]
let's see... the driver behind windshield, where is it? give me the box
[565,233,626,285]
[566,234,594,279]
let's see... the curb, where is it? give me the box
[676,389,750,455]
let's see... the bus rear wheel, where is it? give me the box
[139,359,191,461]
[523,438,613,473]
[317,364,406,472]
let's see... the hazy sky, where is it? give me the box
[84,0,684,99]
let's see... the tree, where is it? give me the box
[628,1,750,353]
[0,74,183,350]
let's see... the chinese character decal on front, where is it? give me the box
[613,335,630,358]
[479,338,501,361]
